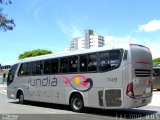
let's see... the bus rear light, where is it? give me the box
[136,61,150,64]
[126,82,135,98]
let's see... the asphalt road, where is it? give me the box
[0,92,160,120]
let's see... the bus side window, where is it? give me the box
[36,61,43,75]
[123,50,128,60]
[60,58,68,73]
[29,62,37,75]
[8,64,18,81]
[99,52,110,71]
[44,60,51,74]
[80,55,88,72]
[51,59,59,74]
[18,63,29,76]
[69,56,78,73]
[109,50,121,68]
[88,54,97,72]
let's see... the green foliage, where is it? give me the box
[18,49,53,59]
[153,58,160,66]
[0,0,15,31]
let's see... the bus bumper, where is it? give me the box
[123,95,152,108]
[7,89,17,99]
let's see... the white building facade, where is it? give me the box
[69,29,105,51]
[90,35,104,49]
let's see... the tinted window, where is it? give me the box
[80,53,97,72]
[60,58,68,73]
[123,50,128,60]
[153,68,160,76]
[36,61,43,74]
[51,59,59,74]
[109,50,121,67]
[10,64,19,75]
[44,60,51,74]
[69,56,78,73]
[18,63,29,76]
[8,64,18,81]
[88,54,97,71]
[99,50,121,71]
[99,52,110,71]
[80,55,88,72]
[29,62,36,75]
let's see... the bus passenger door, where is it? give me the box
[7,71,18,99]
[7,64,19,99]
[17,76,29,100]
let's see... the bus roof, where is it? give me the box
[18,45,126,63]
[17,43,147,64]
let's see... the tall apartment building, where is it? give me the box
[69,38,79,51]
[69,29,105,51]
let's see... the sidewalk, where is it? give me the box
[148,91,160,107]
[0,83,7,95]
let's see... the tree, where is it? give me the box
[0,0,15,31]
[153,58,160,66]
[18,49,53,59]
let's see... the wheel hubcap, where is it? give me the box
[19,95,23,103]
[73,98,81,110]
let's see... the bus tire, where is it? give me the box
[18,92,25,104]
[70,95,84,112]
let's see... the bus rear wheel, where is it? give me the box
[71,95,84,112]
[18,92,25,104]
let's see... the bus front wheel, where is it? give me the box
[70,95,84,112]
[18,92,25,104]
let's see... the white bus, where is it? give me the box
[7,44,153,112]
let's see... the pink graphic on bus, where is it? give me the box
[57,75,93,92]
